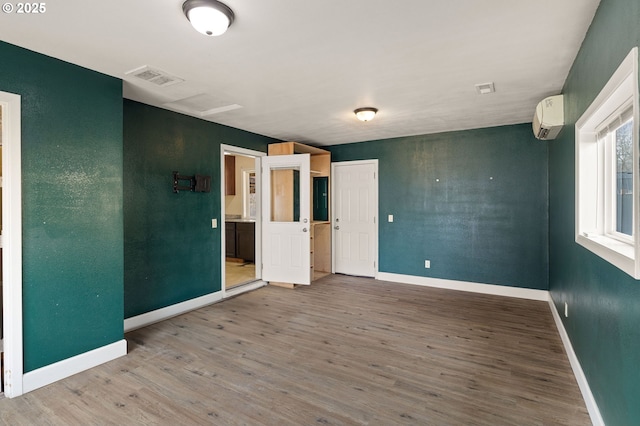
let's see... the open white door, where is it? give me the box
[332,160,378,277]
[262,154,311,285]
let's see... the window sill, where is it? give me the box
[576,234,639,278]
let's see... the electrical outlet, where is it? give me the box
[388,214,394,222]
[564,302,568,318]
[212,218,218,228]
[425,260,431,268]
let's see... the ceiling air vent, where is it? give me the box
[475,82,495,95]
[164,93,242,117]
[125,65,184,87]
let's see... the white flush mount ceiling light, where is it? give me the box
[354,107,378,122]
[183,0,235,37]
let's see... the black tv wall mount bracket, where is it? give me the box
[173,171,211,193]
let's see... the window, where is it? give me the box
[576,47,640,278]
[611,112,633,237]
[243,170,257,219]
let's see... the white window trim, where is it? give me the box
[575,47,640,278]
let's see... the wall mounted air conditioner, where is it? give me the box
[533,95,564,140]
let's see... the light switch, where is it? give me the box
[212,218,218,228]
[388,214,394,223]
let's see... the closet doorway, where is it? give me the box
[220,145,265,297]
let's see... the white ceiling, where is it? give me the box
[0,0,600,146]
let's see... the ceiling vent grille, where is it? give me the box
[475,82,495,95]
[125,65,184,87]
[164,93,242,117]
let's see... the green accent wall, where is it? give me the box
[0,41,124,372]
[329,124,549,290]
[123,100,274,318]
[549,0,640,424]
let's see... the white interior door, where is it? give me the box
[332,160,378,277]
[262,154,311,285]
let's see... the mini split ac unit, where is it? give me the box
[532,95,564,140]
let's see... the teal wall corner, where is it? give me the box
[123,100,274,319]
[549,0,640,424]
[329,124,549,290]
[0,41,124,372]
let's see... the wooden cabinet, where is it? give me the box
[225,221,255,262]
[225,155,235,195]
[235,222,255,262]
[225,222,236,257]
[310,222,331,281]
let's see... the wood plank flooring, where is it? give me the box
[0,275,591,425]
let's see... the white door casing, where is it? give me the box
[1,91,23,397]
[332,160,378,277]
[262,154,311,285]
[220,144,266,297]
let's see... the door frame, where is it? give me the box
[1,91,23,397]
[331,159,379,278]
[220,144,266,298]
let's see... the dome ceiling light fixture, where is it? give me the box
[354,107,378,122]
[182,0,235,37]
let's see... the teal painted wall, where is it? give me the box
[549,0,640,424]
[329,124,549,290]
[0,42,124,372]
[123,100,274,318]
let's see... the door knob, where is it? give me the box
[302,228,308,232]
[334,225,340,230]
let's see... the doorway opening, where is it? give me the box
[221,145,265,296]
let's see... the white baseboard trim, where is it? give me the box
[548,297,604,426]
[23,339,127,393]
[124,291,223,333]
[376,272,549,301]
